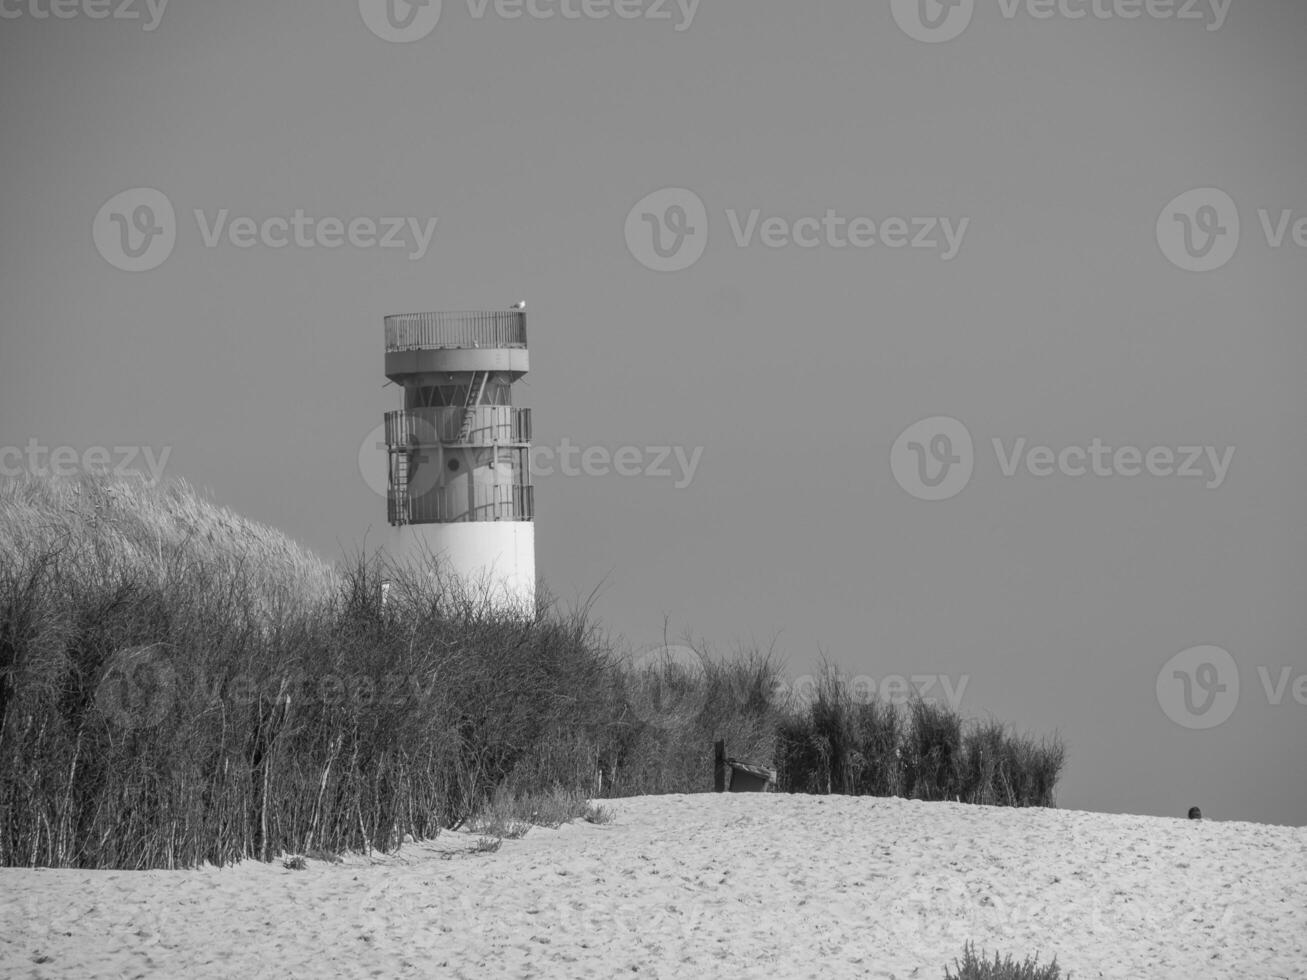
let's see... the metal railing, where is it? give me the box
[385,407,531,447]
[384,311,527,352]
[388,484,534,525]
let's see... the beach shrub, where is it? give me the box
[0,475,621,867]
[774,667,1064,807]
[603,645,785,797]
[0,473,1068,870]
[774,663,902,796]
[902,696,965,801]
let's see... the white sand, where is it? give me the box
[2,794,1304,979]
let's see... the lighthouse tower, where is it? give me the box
[383,310,535,612]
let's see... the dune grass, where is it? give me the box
[0,474,1067,870]
[774,665,1065,807]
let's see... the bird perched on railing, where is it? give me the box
[511,301,526,311]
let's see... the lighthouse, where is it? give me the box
[382,310,535,612]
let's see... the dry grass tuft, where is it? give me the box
[468,784,598,838]
[582,802,613,825]
[945,943,1066,979]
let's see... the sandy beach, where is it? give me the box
[2,794,1303,979]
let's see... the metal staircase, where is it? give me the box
[457,372,487,442]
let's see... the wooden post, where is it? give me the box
[714,740,726,792]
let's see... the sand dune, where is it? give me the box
[2,794,1303,979]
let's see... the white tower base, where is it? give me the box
[389,522,536,615]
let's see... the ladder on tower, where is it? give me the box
[457,372,488,442]
[390,448,409,525]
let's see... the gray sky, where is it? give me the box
[2,0,1304,825]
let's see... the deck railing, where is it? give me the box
[385,407,531,447]
[384,311,527,352]
[388,484,534,525]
